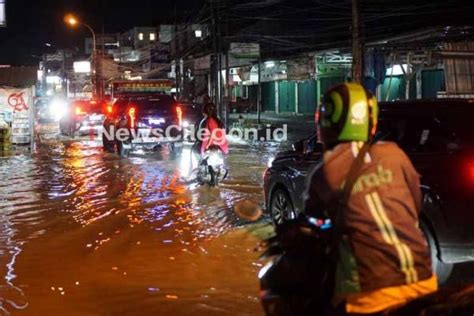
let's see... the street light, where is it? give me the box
[66,15,78,26]
[64,14,98,98]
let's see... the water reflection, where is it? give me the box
[0,138,272,315]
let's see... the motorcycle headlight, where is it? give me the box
[258,260,275,280]
[207,152,224,166]
[267,157,275,168]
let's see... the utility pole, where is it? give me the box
[257,56,261,125]
[351,0,363,83]
[217,20,223,118]
[100,23,105,99]
[174,6,181,101]
[225,50,229,129]
[62,49,67,98]
[224,5,230,129]
[210,0,221,112]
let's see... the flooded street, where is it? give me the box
[0,131,280,315]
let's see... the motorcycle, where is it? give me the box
[195,146,228,186]
[259,216,334,316]
[258,216,474,316]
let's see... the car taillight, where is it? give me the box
[176,105,183,126]
[468,161,474,183]
[129,107,136,128]
[75,106,85,116]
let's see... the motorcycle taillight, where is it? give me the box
[128,107,136,128]
[176,105,183,126]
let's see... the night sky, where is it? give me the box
[1,0,473,65]
[0,0,203,65]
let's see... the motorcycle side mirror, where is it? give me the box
[302,140,324,155]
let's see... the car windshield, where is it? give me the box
[115,96,176,114]
[377,107,474,153]
[134,96,175,110]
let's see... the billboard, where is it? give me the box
[73,61,91,74]
[112,80,173,97]
[229,43,260,59]
[0,88,32,113]
[0,88,34,144]
[0,1,5,27]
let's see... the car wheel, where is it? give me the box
[420,222,453,284]
[59,120,69,136]
[59,126,68,136]
[168,142,182,153]
[168,142,183,159]
[102,137,115,153]
[116,140,130,158]
[270,188,296,226]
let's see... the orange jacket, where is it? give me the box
[304,141,433,296]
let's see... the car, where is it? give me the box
[102,95,185,157]
[59,99,105,136]
[263,98,474,284]
[179,102,204,141]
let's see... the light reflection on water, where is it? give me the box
[0,138,276,315]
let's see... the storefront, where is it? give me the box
[0,87,35,145]
[0,66,37,149]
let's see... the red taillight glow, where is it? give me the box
[129,107,136,128]
[107,105,113,114]
[176,105,183,126]
[469,162,474,182]
[75,106,85,116]
[315,109,320,123]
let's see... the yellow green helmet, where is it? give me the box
[316,83,378,146]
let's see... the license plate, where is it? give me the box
[149,118,165,125]
[132,137,161,143]
[89,114,103,121]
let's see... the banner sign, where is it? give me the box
[112,80,173,97]
[229,43,260,59]
[0,88,32,113]
[0,1,5,27]
[0,88,34,144]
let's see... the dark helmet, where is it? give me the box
[203,102,217,117]
[316,83,378,147]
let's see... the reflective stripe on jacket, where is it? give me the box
[303,141,433,296]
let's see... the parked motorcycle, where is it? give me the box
[258,216,474,316]
[195,147,227,186]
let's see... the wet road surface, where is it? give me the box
[0,131,280,315]
[1,125,473,315]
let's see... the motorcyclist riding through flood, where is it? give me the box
[259,83,438,315]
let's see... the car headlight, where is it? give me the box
[267,157,275,168]
[207,152,224,166]
[49,99,68,121]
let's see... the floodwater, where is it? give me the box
[0,132,280,315]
